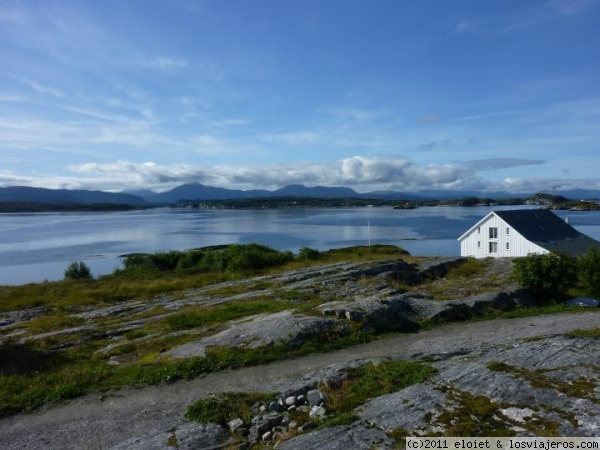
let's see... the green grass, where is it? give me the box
[164,299,293,331]
[566,327,600,339]
[446,257,487,279]
[323,360,436,422]
[186,392,275,425]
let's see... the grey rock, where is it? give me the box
[165,310,349,358]
[278,423,395,450]
[358,382,447,434]
[227,417,245,433]
[306,389,325,407]
[298,421,318,432]
[360,335,600,437]
[109,422,239,450]
[267,400,281,412]
[417,257,466,280]
[309,405,327,419]
[262,430,272,442]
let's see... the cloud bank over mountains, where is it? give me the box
[3,155,594,195]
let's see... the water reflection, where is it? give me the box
[1,206,599,285]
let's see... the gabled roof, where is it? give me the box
[494,209,600,255]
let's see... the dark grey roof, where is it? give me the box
[495,209,600,256]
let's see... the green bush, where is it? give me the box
[297,247,321,261]
[64,261,92,280]
[513,252,577,302]
[579,248,600,298]
[120,244,294,274]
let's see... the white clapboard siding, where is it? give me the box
[459,212,548,258]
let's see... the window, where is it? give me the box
[478,226,481,234]
[489,242,498,253]
[506,242,510,250]
[489,227,498,239]
[477,241,481,248]
[506,227,510,235]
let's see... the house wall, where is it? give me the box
[460,213,548,258]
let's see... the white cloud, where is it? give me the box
[55,156,551,193]
[24,80,64,98]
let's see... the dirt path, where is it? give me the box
[2,311,600,449]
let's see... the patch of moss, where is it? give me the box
[522,414,561,437]
[186,392,274,425]
[434,389,516,437]
[566,327,600,339]
[487,361,598,401]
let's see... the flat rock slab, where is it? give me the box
[277,423,395,450]
[359,335,600,437]
[109,422,239,450]
[166,310,349,358]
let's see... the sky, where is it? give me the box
[0,0,599,194]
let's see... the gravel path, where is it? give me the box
[2,311,600,449]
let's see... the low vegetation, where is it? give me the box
[513,249,600,302]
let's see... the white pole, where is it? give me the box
[367,221,371,246]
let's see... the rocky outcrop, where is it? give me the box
[357,335,600,438]
[109,422,238,450]
[165,311,349,359]
[316,287,536,331]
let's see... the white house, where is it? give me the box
[458,209,600,258]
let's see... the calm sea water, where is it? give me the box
[1,206,599,285]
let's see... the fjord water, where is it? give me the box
[1,206,599,285]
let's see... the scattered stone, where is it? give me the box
[306,389,325,407]
[299,422,318,432]
[309,405,327,419]
[262,430,272,442]
[227,417,245,433]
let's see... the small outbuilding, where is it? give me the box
[458,209,600,258]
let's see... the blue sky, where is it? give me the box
[1,0,599,194]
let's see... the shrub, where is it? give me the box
[64,261,92,280]
[579,248,600,298]
[513,252,577,302]
[121,244,294,274]
[296,247,321,261]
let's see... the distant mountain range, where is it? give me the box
[0,186,147,205]
[2,183,600,206]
